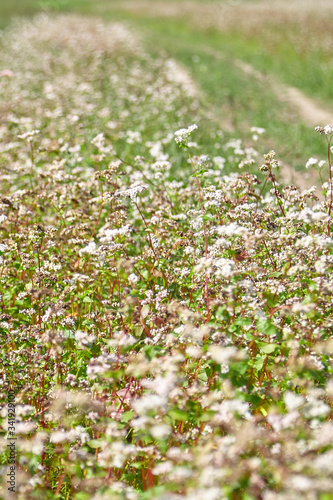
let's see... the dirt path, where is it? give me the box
[233,58,333,192]
[203,47,333,129]
[202,47,332,191]
[234,59,333,128]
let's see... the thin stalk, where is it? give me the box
[91,182,104,238]
[134,201,169,291]
[188,155,210,316]
[327,140,332,235]
[270,171,286,217]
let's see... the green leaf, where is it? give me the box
[62,330,75,339]
[302,293,316,305]
[257,342,279,354]
[131,462,144,470]
[88,439,104,449]
[253,356,265,370]
[216,306,228,321]
[144,345,163,361]
[168,409,189,422]
[141,305,149,319]
[197,410,216,422]
[263,291,279,309]
[202,214,216,222]
[121,411,134,423]
[235,318,252,326]
[230,360,248,375]
[191,168,207,177]
[257,319,280,339]
[243,394,262,407]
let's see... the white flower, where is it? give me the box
[150,216,159,224]
[50,426,89,444]
[142,373,176,398]
[174,124,198,146]
[132,394,167,415]
[287,475,314,492]
[98,224,131,243]
[119,184,147,202]
[217,222,248,237]
[292,302,315,313]
[208,345,238,365]
[150,235,160,249]
[128,273,139,283]
[297,208,329,224]
[313,450,333,473]
[16,405,35,416]
[79,241,97,255]
[194,256,235,278]
[17,129,40,142]
[283,391,305,411]
[91,132,105,149]
[185,346,202,358]
[15,421,37,434]
[152,461,173,475]
[75,330,95,348]
[213,156,225,169]
[184,245,194,255]
[0,214,7,223]
[267,411,299,432]
[251,127,265,141]
[125,130,142,144]
[215,399,252,423]
[305,157,318,169]
[250,126,266,135]
[150,424,171,440]
[214,257,234,278]
[315,124,333,135]
[107,330,136,348]
[315,256,327,274]
[304,395,330,418]
[295,234,333,248]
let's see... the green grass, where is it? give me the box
[0,0,40,28]
[204,22,333,103]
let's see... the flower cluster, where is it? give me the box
[174,124,198,148]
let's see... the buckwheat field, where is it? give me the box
[1,4,333,500]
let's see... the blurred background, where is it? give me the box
[1,0,333,182]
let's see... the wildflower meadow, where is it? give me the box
[1,8,333,500]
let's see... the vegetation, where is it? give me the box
[1,2,333,500]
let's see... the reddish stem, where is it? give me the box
[327,140,332,235]
[189,157,210,316]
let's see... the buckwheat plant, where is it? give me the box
[0,14,332,500]
[315,125,333,235]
